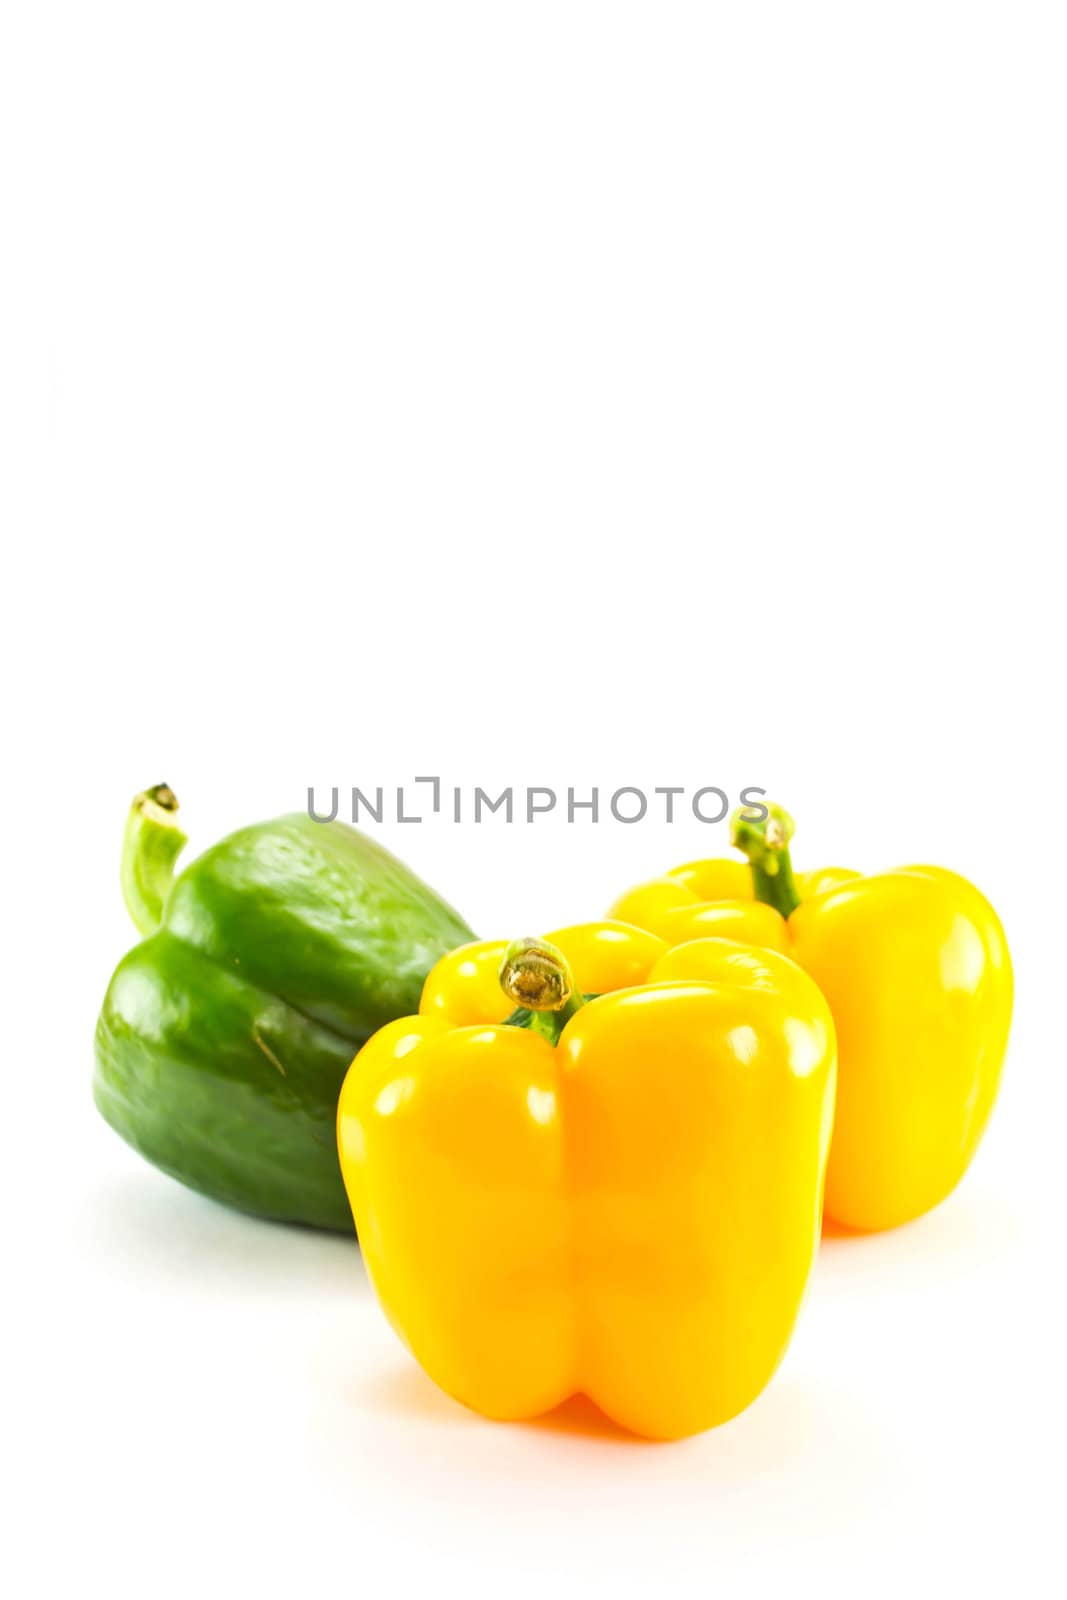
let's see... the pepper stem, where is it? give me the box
[499,937,586,1045]
[730,800,801,919]
[121,784,187,936]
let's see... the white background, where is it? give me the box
[3,3,1066,1595]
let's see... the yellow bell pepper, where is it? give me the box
[611,803,1013,1233]
[337,933,836,1439]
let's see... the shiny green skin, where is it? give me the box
[94,814,473,1230]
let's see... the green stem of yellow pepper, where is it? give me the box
[121,784,188,936]
[730,801,801,919]
[499,937,587,1045]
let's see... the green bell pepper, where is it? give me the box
[94,785,474,1230]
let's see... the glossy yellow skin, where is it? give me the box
[337,938,836,1440]
[655,899,791,953]
[609,861,858,936]
[418,921,669,1026]
[791,867,1011,1230]
[615,857,1013,1231]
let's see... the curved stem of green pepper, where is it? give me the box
[730,800,801,919]
[121,785,188,936]
[499,937,587,1046]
